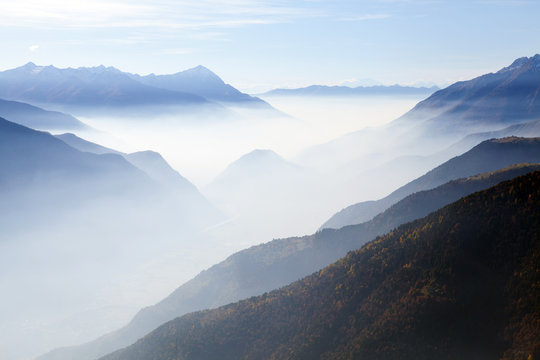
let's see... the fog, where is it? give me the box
[6,91,519,360]
[76,95,424,186]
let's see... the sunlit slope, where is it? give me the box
[39,163,540,360]
[102,170,540,360]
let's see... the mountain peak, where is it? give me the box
[497,54,540,73]
[240,149,283,162]
[180,65,221,80]
[23,61,37,68]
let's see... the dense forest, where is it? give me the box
[102,170,540,360]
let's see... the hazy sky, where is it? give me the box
[1,0,539,92]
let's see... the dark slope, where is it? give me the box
[40,163,540,360]
[0,98,88,131]
[322,136,540,229]
[102,171,540,360]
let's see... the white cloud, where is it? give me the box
[0,0,313,30]
[28,45,39,52]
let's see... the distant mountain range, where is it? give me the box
[0,98,88,131]
[38,142,540,360]
[0,117,221,235]
[19,54,540,360]
[0,63,274,116]
[322,137,540,229]
[296,54,540,171]
[99,170,540,360]
[130,65,268,106]
[261,84,439,97]
[397,54,540,132]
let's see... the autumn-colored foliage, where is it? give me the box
[103,171,540,360]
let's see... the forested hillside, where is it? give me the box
[102,171,540,360]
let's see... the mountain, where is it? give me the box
[202,149,314,240]
[397,54,540,133]
[101,170,540,360]
[131,65,270,108]
[0,117,148,194]
[0,62,211,113]
[0,116,157,241]
[55,133,221,222]
[262,84,439,97]
[39,163,540,360]
[0,118,228,360]
[55,133,121,155]
[204,149,305,212]
[295,55,540,171]
[207,149,302,187]
[0,63,279,116]
[322,136,540,229]
[442,118,540,157]
[0,98,88,131]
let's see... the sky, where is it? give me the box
[1,0,540,92]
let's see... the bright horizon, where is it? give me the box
[1,0,540,93]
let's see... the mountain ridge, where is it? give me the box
[0,63,274,115]
[99,170,540,360]
[38,161,540,360]
[322,136,540,229]
[261,84,439,97]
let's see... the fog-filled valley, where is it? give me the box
[2,52,540,360]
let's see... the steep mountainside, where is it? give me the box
[322,137,540,229]
[0,98,88,131]
[39,163,540,360]
[398,54,540,131]
[101,171,540,360]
